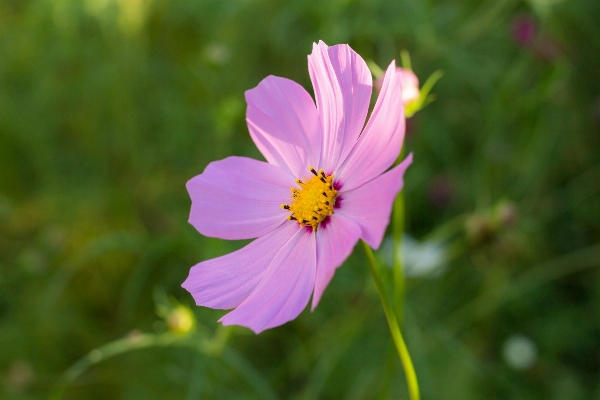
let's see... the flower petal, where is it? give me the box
[181,222,298,310]
[311,214,361,310]
[338,154,413,249]
[220,227,316,333]
[187,156,293,240]
[336,61,405,191]
[308,41,372,173]
[245,76,321,178]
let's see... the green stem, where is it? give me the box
[392,148,407,321]
[392,190,405,321]
[49,333,187,400]
[362,241,420,400]
[50,329,279,400]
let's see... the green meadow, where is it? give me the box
[1,0,599,398]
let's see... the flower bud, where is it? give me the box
[495,201,518,228]
[167,305,195,335]
[398,68,420,106]
[374,67,420,107]
[369,54,442,118]
[465,214,496,245]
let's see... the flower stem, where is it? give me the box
[392,188,406,322]
[362,241,420,400]
[391,146,408,323]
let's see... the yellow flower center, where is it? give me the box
[281,167,338,231]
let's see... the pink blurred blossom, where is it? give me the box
[182,41,411,333]
[375,67,420,106]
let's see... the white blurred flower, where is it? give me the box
[381,235,447,277]
[502,334,538,370]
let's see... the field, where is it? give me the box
[1,0,599,399]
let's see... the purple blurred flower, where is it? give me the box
[511,15,562,62]
[511,16,537,47]
[182,41,412,333]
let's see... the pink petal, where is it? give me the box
[187,156,293,240]
[308,41,372,173]
[245,76,321,178]
[311,214,361,310]
[335,61,405,191]
[181,221,299,310]
[338,154,413,249]
[219,227,316,333]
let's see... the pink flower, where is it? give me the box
[375,67,420,106]
[182,41,412,333]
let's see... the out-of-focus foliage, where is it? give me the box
[1,0,599,399]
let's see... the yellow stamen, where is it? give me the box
[281,167,337,231]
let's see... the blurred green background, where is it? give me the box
[1,0,600,398]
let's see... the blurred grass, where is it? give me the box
[1,0,599,399]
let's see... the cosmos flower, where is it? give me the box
[182,41,412,333]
